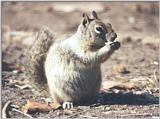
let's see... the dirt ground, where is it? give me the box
[2,2,159,118]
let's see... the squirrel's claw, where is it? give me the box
[110,41,121,50]
[62,101,74,109]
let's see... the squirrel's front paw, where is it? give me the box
[110,41,121,50]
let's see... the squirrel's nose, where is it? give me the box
[110,32,117,42]
[106,32,117,42]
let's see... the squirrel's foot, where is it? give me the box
[62,101,74,109]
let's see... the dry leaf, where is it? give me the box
[101,81,137,91]
[21,100,61,113]
[101,81,122,91]
[110,82,136,90]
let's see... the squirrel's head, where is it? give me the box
[78,11,117,51]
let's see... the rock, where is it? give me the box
[128,16,135,24]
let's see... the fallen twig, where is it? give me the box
[153,70,159,88]
[2,101,12,118]
[12,108,33,118]
[14,84,32,90]
[2,101,33,118]
[10,104,20,109]
[146,86,152,95]
[79,115,99,119]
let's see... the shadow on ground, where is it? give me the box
[96,92,159,106]
[78,91,159,107]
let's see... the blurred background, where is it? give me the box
[2,2,159,40]
[2,2,159,118]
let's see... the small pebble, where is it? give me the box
[112,89,120,94]
[128,16,135,24]
[104,106,111,111]
[134,91,142,95]
[12,70,18,74]
[153,61,158,65]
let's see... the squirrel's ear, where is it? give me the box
[91,11,99,19]
[82,12,90,27]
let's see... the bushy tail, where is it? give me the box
[25,26,54,97]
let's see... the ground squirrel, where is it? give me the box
[26,11,120,109]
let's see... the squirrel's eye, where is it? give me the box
[95,26,103,34]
